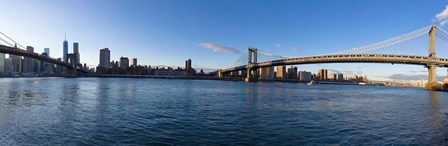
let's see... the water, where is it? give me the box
[0,78,447,145]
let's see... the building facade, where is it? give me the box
[119,57,129,69]
[299,71,312,82]
[287,66,298,79]
[63,38,68,63]
[99,48,111,68]
[73,43,80,65]
[276,65,286,79]
[131,58,137,67]
[23,46,35,73]
[259,66,275,80]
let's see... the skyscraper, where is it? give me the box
[185,59,193,76]
[10,45,21,73]
[44,48,50,57]
[23,46,35,73]
[63,36,68,63]
[299,71,312,82]
[287,66,298,79]
[276,65,286,79]
[319,69,328,80]
[119,57,129,69]
[99,48,110,68]
[131,58,137,67]
[73,42,80,65]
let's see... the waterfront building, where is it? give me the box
[330,73,337,81]
[299,71,312,82]
[259,66,275,80]
[287,66,298,79]
[99,48,111,68]
[10,45,21,73]
[131,58,137,67]
[4,58,12,74]
[44,48,50,57]
[318,69,328,80]
[185,59,194,76]
[73,43,80,66]
[337,73,344,81]
[119,57,129,69]
[276,65,286,79]
[63,36,68,63]
[23,46,35,73]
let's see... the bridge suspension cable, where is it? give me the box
[0,32,26,49]
[327,25,432,55]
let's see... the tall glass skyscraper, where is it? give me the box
[63,36,68,63]
[44,48,50,57]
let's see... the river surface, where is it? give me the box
[0,78,447,145]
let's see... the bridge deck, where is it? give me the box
[222,54,448,72]
[0,45,88,73]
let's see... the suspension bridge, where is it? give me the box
[219,24,448,83]
[0,32,88,77]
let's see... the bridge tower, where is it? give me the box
[245,48,258,82]
[427,24,437,84]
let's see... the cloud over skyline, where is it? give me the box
[381,74,445,82]
[275,44,282,48]
[435,6,448,26]
[292,47,300,52]
[199,42,241,54]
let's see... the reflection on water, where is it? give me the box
[0,77,447,145]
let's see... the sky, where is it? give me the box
[1,0,448,82]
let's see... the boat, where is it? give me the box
[307,81,314,85]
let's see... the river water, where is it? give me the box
[0,78,447,145]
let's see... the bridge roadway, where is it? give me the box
[0,45,88,73]
[222,54,448,73]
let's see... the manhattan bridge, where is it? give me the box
[220,25,448,83]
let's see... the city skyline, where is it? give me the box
[2,1,448,81]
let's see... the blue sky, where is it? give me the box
[1,0,448,81]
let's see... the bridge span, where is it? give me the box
[220,25,445,84]
[221,54,448,73]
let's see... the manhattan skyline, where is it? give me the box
[2,0,448,81]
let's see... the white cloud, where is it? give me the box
[435,6,448,26]
[275,43,282,48]
[291,47,299,52]
[199,42,240,54]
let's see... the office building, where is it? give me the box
[119,56,129,69]
[63,36,68,63]
[4,58,12,74]
[330,73,337,81]
[23,46,35,73]
[276,65,286,79]
[73,43,80,65]
[44,48,50,57]
[337,73,344,81]
[99,48,111,68]
[185,59,194,76]
[131,58,137,67]
[319,69,328,80]
[259,66,275,80]
[10,46,21,73]
[299,71,312,82]
[287,66,298,79]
